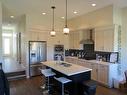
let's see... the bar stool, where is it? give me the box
[54,77,72,95]
[41,68,56,94]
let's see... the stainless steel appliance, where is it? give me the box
[54,45,64,61]
[29,41,46,77]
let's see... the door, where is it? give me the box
[3,37,12,56]
[98,64,108,85]
[104,30,114,52]
[90,63,98,81]
[38,42,46,62]
[29,42,39,64]
[95,30,104,51]
[29,41,46,64]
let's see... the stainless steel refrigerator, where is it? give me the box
[29,41,46,77]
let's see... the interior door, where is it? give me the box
[3,37,12,56]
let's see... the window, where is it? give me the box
[3,38,11,55]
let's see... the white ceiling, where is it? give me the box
[1,0,127,26]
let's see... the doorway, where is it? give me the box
[2,32,13,57]
[2,26,25,74]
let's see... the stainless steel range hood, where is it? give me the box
[80,29,94,44]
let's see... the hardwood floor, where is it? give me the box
[9,76,127,95]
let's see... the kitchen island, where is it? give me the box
[65,56,118,88]
[41,61,92,95]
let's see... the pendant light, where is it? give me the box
[63,0,69,34]
[50,6,56,37]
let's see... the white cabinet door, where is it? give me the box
[69,32,74,49]
[69,31,79,49]
[73,32,79,49]
[103,30,114,52]
[95,31,104,51]
[95,26,115,52]
[98,64,108,85]
[90,63,98,81]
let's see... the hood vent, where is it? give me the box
[80,29,94,44]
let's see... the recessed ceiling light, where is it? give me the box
[10,16,14,18]
[73,11,78,14]
[92,3,96,7]
[61,17,65,19]
[42,12,46,15]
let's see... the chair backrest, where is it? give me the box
[125,70,127,82]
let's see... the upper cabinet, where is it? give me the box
[69,29,95,49]
[95,25,118,52]
[69,25,119,52]
[69,31,79,49]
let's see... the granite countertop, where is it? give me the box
[41,61,92,76]
[66,56,116,65]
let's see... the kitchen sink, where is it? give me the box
[60,62,72,67]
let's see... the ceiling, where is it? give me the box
[1,0,127,26]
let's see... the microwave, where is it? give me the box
[54,45,64,52]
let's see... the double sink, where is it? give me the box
[59,62,72,67]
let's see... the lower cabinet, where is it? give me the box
[98,65,108,85]
[90,63,98,81]
[65,57,118,88]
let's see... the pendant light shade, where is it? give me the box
[50,30,56,36]
[50,6,56,37]
[63,0,69,34]
[63,26,69,34]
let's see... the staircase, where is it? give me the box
[6,70,26,81]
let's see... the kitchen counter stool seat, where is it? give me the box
[41,69,56,77]
[41,69,56,94]
[54,77,72,95]
[82,80,97,95]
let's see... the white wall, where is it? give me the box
[121,7,127,74]
[0,2,2,63]
[68,5,113,31]
[17,15,26,65]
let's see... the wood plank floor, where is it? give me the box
[9,76,127,95]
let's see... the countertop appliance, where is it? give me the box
[29,41,46,77]
[109,52,118,63]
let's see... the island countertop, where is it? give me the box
[41,61,92,76]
